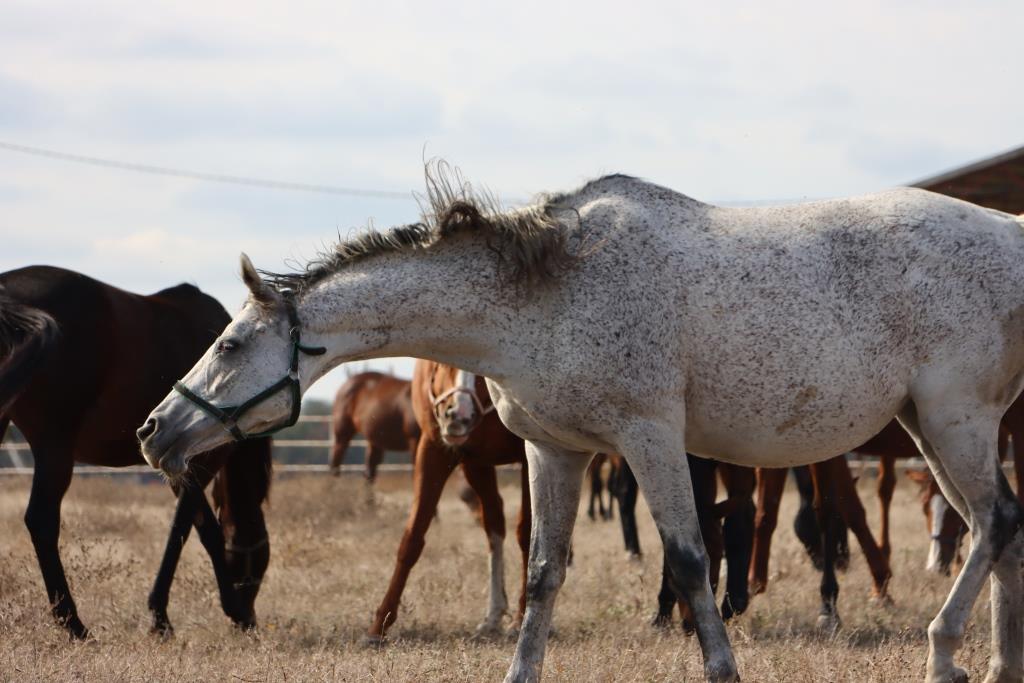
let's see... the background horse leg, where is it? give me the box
[749,467,786,595]
[719,464,755,620]
[461,462,509,636]
[365,437,450,644]
[364,443,384,484]
[678,455,722,634]
[148,479,204,635]
[809,460,843,631]
[505,443,589,683]
[514,461,531,628]
[827,456,892,599]
[877,453,896,561]
[586,456,601,521]
[328,414,356,476]
[611,457,641,558]
[24,447,86,638]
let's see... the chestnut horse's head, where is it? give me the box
[138,254,327,479]
[424,363,494,446]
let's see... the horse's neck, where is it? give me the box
[302,239,519,380]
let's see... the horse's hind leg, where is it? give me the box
[617,422,737,683]
[364,444,384,484]
[24,449,86,638]
[505,443,590,683]
[898,399,1023,683]
[462,462,509,636]
[329,416,355,476]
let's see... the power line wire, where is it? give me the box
[0,140,414,199]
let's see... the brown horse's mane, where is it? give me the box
[260,162,582,294]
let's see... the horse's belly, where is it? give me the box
[685,372,909,468]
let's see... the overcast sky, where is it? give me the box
[2,1,1022,401]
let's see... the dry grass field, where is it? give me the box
[0,468,997,682]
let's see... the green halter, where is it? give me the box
[172,294,326,441]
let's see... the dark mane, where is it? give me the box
[261,162,579,293]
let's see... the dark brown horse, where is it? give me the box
[329,371,419,482]
[365,360,529,643]
[0,265,271,638]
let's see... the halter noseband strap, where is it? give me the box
[426,365,496,433]
[173,293,326,442]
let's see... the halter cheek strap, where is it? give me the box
[173,294,326,442]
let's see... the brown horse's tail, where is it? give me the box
[0,285,58,415]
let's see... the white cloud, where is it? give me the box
[2,0,1023,399]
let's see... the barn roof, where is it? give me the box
[912,143,1024,214]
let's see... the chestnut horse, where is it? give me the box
[365,360,529,643]
[586,452,614,521]
[0,265,270,638]
[328,371,419,482]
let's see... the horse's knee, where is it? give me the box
[665,540,709,600]
[928,614,965,653]
[525,560,565,604]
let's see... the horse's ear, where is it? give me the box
[240,253,281,306]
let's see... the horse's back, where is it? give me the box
[0,265,230,464]
[524,183,1024,466]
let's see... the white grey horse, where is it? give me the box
[138,167,1024,683]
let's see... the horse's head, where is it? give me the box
[906,469,965,575]
[138,254,327,479]
[426,364,493,446]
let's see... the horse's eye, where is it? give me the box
[216,339,240,354]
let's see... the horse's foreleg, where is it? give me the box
[898,400,1022,683]
[364,445,385,484]
[24,450,85,638]
[504,443,589,683]
[617,423,737,683]
[191,490,253,628]
[462,462,509,636]
[147,480,202,635]
[877,453,896,561]
[720,464,755,620]
[749,467,786,595]
[365,437,450,644]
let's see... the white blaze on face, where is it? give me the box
[925,492,951,573]
[452,370,479,424]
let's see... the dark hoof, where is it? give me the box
[60,615,90,640]
[149,613,174,639]
[232,612,258,631]
[651,612,674,629]
[361,634,387,649]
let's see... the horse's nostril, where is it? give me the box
[137,417,158,442]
